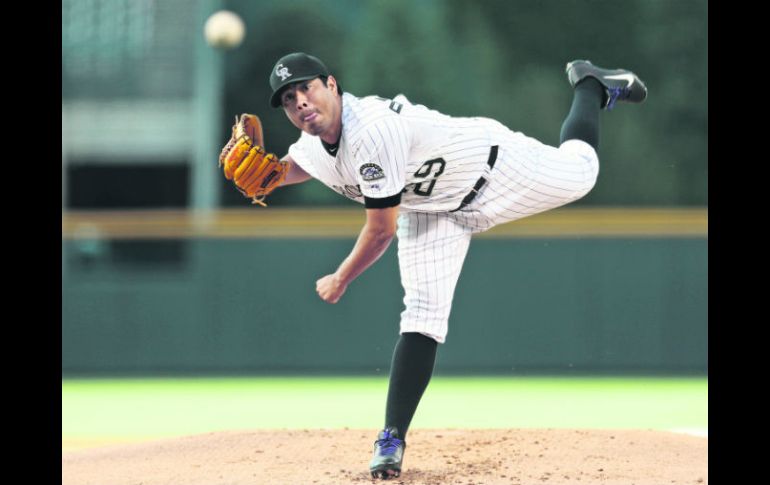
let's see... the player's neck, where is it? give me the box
[320,124,341,145]
[319,95,343,144]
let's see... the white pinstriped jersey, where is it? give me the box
[288,92,520,211]
[288,92,600,344]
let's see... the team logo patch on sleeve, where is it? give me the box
[359,163,386,181]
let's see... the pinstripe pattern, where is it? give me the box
[396,212,472,343]
[472,138,599,229]
[395,139,598,342]
[288,93,499,209]
[287,91,600,343]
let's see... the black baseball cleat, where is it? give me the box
[369,427,406,480]
[566,59,648,110]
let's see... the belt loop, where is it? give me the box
[450,145,499,212]
[487,145,498,169]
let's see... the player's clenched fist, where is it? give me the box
[219,113,289,206]
[316,273,348,304]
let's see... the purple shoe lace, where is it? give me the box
[606,86,631,110]
[376,429,404,455]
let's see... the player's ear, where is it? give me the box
[327,75,338,95]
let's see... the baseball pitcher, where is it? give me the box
[219,52,647,479]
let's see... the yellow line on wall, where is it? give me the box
[61,207,707,239]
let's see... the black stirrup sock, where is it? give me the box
[383,332,438,438]
[559,77,604,150]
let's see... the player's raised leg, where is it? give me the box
[566,59,648,111]
[560,59,648,151]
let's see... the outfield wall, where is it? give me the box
[62,209,707,375]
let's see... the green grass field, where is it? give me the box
[62,376,707,451]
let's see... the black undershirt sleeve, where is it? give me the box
[364,192,402,209]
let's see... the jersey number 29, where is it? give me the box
[412,158,446,196]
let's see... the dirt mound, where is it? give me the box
[62,428,707,485]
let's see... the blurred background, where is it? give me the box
[61,0,707,378]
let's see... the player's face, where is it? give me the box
[281,76,342,143]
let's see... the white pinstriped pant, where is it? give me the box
[396,136,599,343]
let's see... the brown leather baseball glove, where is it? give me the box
[218,114,288,206]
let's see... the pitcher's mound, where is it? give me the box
[62,428,707,485]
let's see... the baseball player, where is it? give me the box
[224,52,647,479]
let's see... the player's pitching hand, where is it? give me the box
[316,273,347,304]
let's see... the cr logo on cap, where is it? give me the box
[276,64,292,81]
